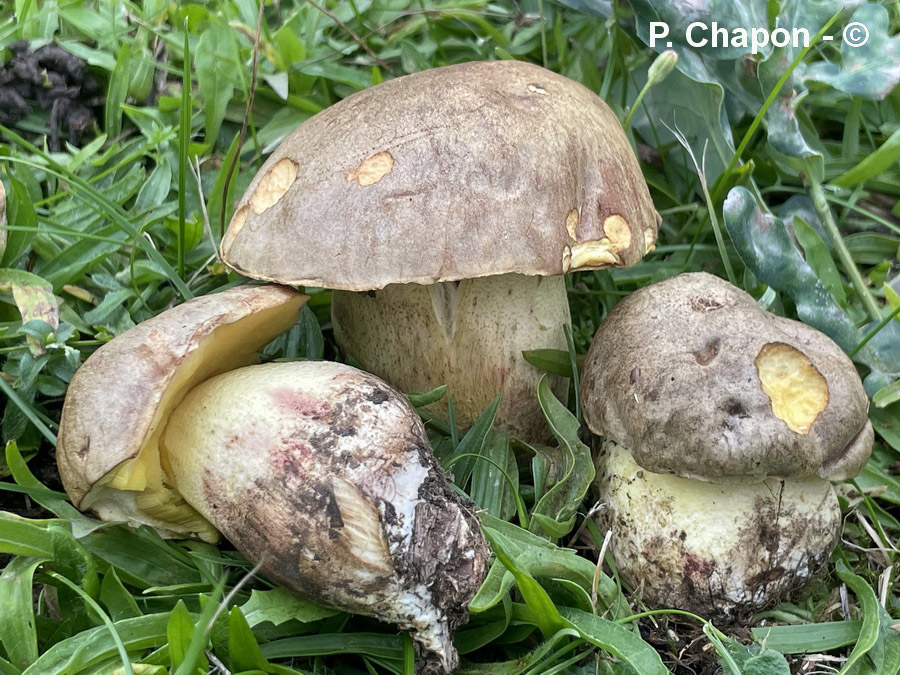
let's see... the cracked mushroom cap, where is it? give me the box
[580,273,873,483]
[221,60,659,290]
[56,284,307,540]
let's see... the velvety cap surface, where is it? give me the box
[580,273,872,482]
[222,60,659,290]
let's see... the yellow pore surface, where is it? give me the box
[102,299,303,541]
[755,342,829,435]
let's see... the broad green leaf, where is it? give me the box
[805,4,900,100]
[562,607,667,674]
[100,568,143,622]
[470,431,516,519]
[407,385,447,408]
[196,19,238,147]
[21,614,171,674]
[522,349,576,379]
[792,216,846,307]
[47,522,100,599]
[0,556,43,668]
[873,379,900,409]
[134,164,173,215]
[166,601,194,670]
[1,175,37,267]
[834,560,889,673]
[36,225,130,289]
[0,512,54,557]
[756,1,847,181]
[297,305,324,360]
[298,62,372,90]
[228,607,269,672]
[261,633,404,662]
[752,620,870,654]
[456,626,581,674]
[528,513,576,540]
[870,404,900,452]
[447,394,501,487]
[239,588,339,628]
[82,526,201,590]
[845,233,900,266]
[472,515,625,617]
[635,68,735,183]
[483,528,566,639]
[529,376,594,539]
[57,40,116,70]
[455,596,511,655]
[105,44,132,139]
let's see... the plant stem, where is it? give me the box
[177,21,191,281]
[622,80,650,132]
[806,168,881,322]
[850,303,900,357]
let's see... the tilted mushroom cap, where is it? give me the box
[221,60,659,290]
[57,284,306,540]
[580,273,873,483]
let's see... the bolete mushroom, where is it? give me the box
[579,272,873,617]
[219,59,659,442]
[57,284,489,672]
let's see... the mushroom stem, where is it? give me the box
[332,273,570,442]
[595,440,841,619]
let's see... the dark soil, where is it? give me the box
[0,41,103,150]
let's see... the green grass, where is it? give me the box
[1,1,899,673]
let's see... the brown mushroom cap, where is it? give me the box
[57,284,306,537]
[580,273,873,483]
[221,60,659,290]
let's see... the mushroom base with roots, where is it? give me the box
[332,272,570,442]
[161,361,489,673]
[593,440,841,619]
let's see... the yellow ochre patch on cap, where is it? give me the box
[755,342,829,435]
[347,151,395,186]
[250,158,299,214]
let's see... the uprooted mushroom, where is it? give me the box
[580,272,873,618]
[219,59,659,443]
[56,284,489,673]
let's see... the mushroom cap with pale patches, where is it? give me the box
[57,284,306,507]
[221,60,659,291]
[580,273,873,483]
